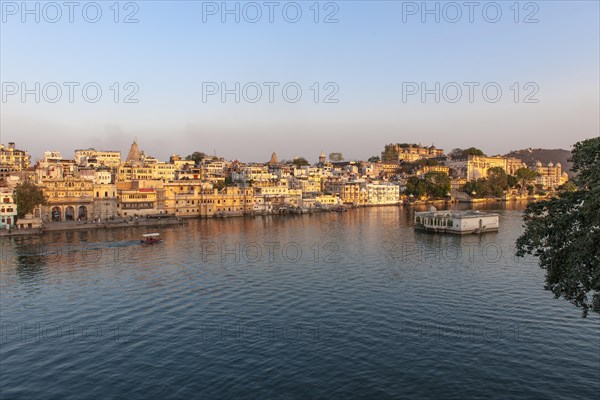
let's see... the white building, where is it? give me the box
[366,183,400,205]
[0,187,17,229]
[414,209,500,234]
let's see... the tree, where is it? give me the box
[14,180,48,218]
[507,174,519,188]
[450,147,485,159]
[487,167,509,197]
[462,147,486,157]
[461,179,490,198]
[423,172,451,198]
[404,177,427,198]
[404,173,450,199]
[449,148,464,159]
[515,167,538,190]
[292,157,309,167]
[185,151,207,165]
[557,181,577,192]
[329,152,344,162]
[368,156,381,163]
[516,137,600,316]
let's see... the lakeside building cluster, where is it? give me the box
[0,141,569,229]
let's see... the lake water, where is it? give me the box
[1,204,599,399]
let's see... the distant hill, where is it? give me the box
[505,148,574,177]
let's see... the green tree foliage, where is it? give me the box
[461,179,490,198]
[368,156,381,163]
[451,147,486,158]
[14,180,48,218]
[487,167,509,197]
[516,137,600,316]
[405,172,451,199]
[449,148,464,158]
[423,172,451,198]
[558,181,577,192]
[462,147,486,157]
[381,146,398,162]
[185,151,207,165]
[292,157,310,167]
[404,177,427,198]
[462,170,518,198]
[329,153,344,162]
[515,167,538,190]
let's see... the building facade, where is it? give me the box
[0,187,17,229]
[0,142,31,178]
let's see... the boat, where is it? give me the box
[141,233,163,244]
[413,207,499,234]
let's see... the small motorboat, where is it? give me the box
[141,233,163,245]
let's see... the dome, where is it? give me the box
[548,162,554,167]
[536,160,542,167]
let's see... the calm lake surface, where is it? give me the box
[1,204,599,400]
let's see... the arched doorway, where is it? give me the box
[51,206,62,222]
[78,206,87,221]
[65,206,75,221]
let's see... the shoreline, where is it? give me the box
[0,198,536,237]
[0,218,188,237]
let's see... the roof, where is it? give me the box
[414,210,499,219]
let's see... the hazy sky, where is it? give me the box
[1,1,599,163]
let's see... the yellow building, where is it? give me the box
[75,148,122,168]
[254,186,289,196]
[0,186,17,228]
[447,155,525,180]
[315,195,342,206]
[323,177,346,195]
[290,175,322,195]
[93,183,119,220]
[415,165,450,178]
[117,165,154,181]
[1,142,31,177]
[118,188,159,217]
[212,187,254,216]
[341,183,368,206]
[152,163,177,181]
[41,178,94,221]
[533,161,569,189]
[382,144,444,162]
[163,183,254,217]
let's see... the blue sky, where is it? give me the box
[1,0,599,162]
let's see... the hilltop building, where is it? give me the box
[0,142,31,178]
[532,161,569,189]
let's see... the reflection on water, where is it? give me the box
[1,203,598,400]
